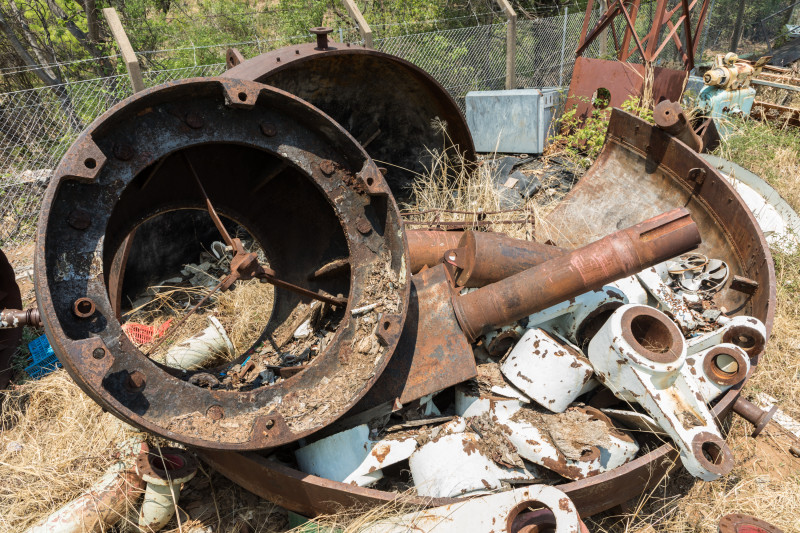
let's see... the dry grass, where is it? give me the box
[402,143,576,243]
[124,277,274,365]
[0,371,139,532]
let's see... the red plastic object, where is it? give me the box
[122,319,172,345]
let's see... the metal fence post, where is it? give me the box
[343,0,373,48]
[102,7,144,93]
[559,7,569,87]
[496,0,517,90]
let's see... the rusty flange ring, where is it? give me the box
[0,248,23,389]
[718,513,783,533]
[35,77,410,450]
[224,40,475,200]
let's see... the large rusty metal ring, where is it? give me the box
[224,41,475,200]
[35,77,410,450]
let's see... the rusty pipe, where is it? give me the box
[407,230,463,274]
[444,231,567,288]
[654,101,703,153]
[0,308,41,329]
[452,208,701,341]
[732,396,778,437]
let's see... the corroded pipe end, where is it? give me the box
[654,100,687,133]
[452,208,700,341]
[732,396,778,437]
[621,207,701,268]
[407,230,463,274]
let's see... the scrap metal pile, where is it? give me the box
[19,26,780,532]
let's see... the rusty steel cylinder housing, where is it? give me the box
[445,230,567,288]
[406,230,463,274]
[224,38,474,201]
[452,208,701,341]
[35,78,410,450]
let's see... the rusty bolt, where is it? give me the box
[319,159,336,175]
[67,209,91,230]
[356,216,372,235]
[113,143,135,161]
[260,122,277,137]
[92,347,105,359]
[207,405,224,420]
[125,371,146,392]
[185,112,204,129]
[73,297,96,318]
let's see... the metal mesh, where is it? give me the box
[0,2,765,256]
[376,22,508,111]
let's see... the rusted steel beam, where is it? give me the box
[406,230,463,274]
[444,231,567,288]
[654,100,703,152]
[452,208,701,341]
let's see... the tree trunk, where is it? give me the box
[729,0,745,53]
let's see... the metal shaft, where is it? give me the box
[445,230,566,288]
[452,208,701,341]
[0,308,41,329]
[407,230,463,274]
[654,100,703,153]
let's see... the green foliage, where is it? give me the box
[550,94,655,168]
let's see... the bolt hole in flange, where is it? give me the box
[73,297,96,318]
[84,157,97,169]
[37,79,409,449]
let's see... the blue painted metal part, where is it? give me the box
[696,84,756,136]
[465,88,560,154]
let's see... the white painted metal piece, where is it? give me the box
[363,484,584,533]
[637,267,698,331]
[454,384,522,418]
[610,275,650,305]
[702,154,800,252]
[588,304,734,480]
[164,316,234,370]
[296,425,377,486]
[501,328,595,412]
[483,286,628,349]
[138,452,197,531]
[601,408,667,436]
[686,315,766,357]
[409,419,535,498]
[688,343,751,402]
[491,402,638,480]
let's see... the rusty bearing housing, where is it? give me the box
[35,78,410,450]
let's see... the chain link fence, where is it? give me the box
[0,1,790,259]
